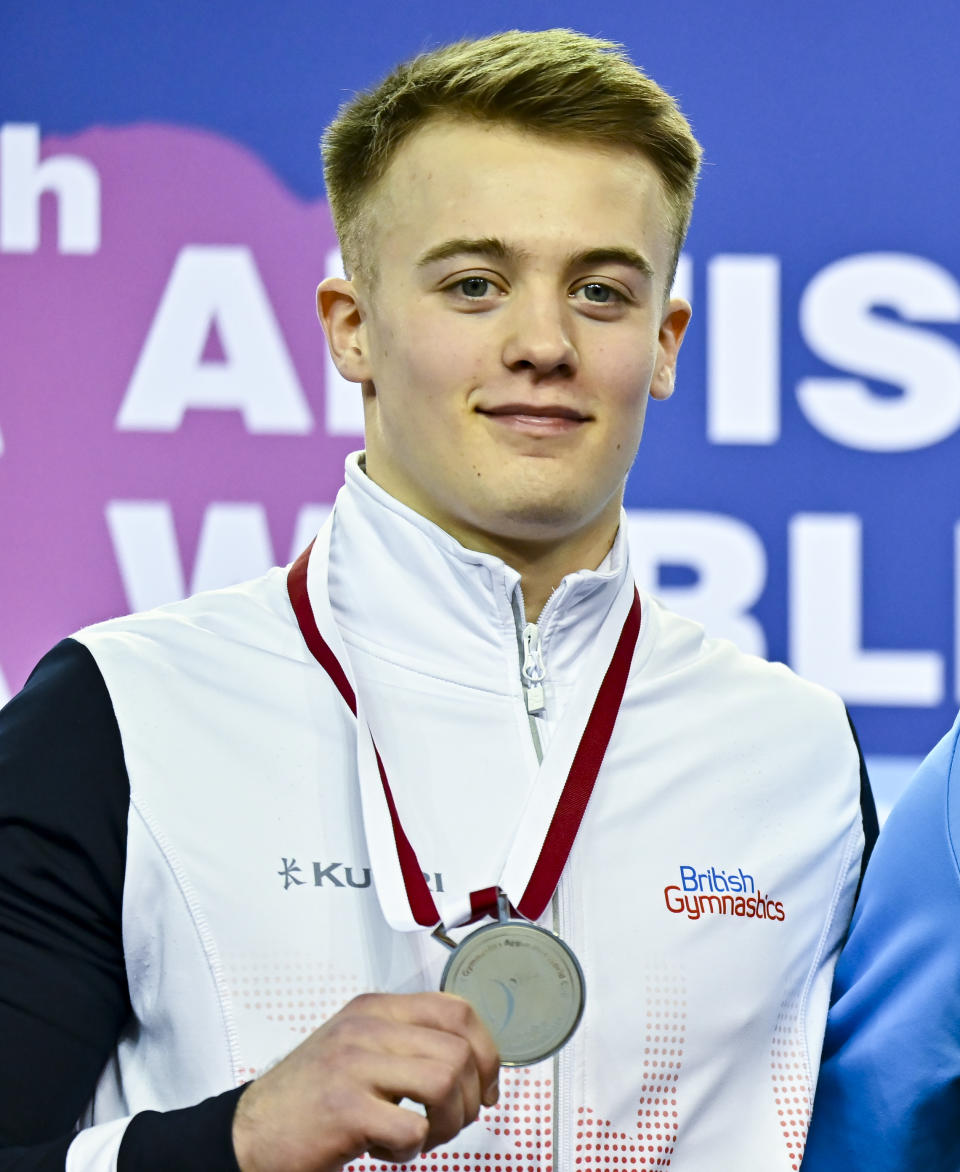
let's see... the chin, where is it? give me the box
[472,493,604,542]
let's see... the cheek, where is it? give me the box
[592,332,656,392]
[384,322,445,387]
[602,365,653,419]
[397,348,482,411]
[599,369,654,454]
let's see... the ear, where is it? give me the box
[650,297,692,402]
[316,277,372,383]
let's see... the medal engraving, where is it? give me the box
[440,920,585,1066]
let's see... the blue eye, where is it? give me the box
[459,277,491,297]
[581,283,616,303]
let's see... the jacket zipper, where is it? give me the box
[511,592,560,1171]
[521,623,547,714]
[512,594,545,761]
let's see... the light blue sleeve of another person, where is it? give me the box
[802,710,960,1171]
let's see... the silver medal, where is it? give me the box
[438,905,585,1066]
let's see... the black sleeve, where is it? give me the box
[118,1088,246,1171]
[0,639,131,1159]
[0,640,243,1172]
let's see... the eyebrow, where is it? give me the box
[417,237,518,268]
[575,247,654,279]
[416,237,655,279]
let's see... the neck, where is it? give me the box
[356,455,622,621]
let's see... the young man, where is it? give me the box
[0,29,875,1172]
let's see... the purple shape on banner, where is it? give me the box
[200,319,229,364]
[0,124,358,696]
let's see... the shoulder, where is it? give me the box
[72,565,303,680]
[0,637,130,981]
[804,711,960,1170]
[0,638,125,802]
[838,711,960,932]
[638,594,850,733]
[869,711,960,885]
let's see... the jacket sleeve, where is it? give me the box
[802,710,960,1172]
[0,640,243,1172]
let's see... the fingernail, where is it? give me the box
[483,1080,499,1107]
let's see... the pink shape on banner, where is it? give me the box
[0,124,357,695]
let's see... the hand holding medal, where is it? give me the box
[232,990,500,1171]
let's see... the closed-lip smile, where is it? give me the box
[477,403,591,436]
[480,402,588,421]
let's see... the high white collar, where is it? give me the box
[327,452,631,700]
[319,453,638,927]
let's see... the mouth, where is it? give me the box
[476,403,591,435]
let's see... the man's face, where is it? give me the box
[320,118,690,555]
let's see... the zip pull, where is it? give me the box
[521,623,546,713]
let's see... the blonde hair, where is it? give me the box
[322,29,702,284]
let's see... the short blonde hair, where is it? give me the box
[322,29,702,285]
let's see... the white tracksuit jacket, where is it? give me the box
[52,455,869,1170]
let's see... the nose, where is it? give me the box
[501,292,578,379]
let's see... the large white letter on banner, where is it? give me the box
[106,501,332,612]
[0,662,10,707]
[798,253,960,451]
[116,245,313,433]
[0,123,100,253]
[626,510,767,656]
[707,255,781,444]
[106,502,189,610]
[789,513,943,704]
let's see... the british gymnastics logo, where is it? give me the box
[664,865,785,923]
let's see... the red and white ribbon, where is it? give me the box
[287,525,640,933]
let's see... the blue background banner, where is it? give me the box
[1,2,958,815]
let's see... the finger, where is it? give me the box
[388,993,500,1086]
[360,1099,430,1166]
[365,1050,472,1149]
[341,993,501,1114]
[353,995,497,1104]
[432,993,500,1105]
[379,1014,490,1127]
